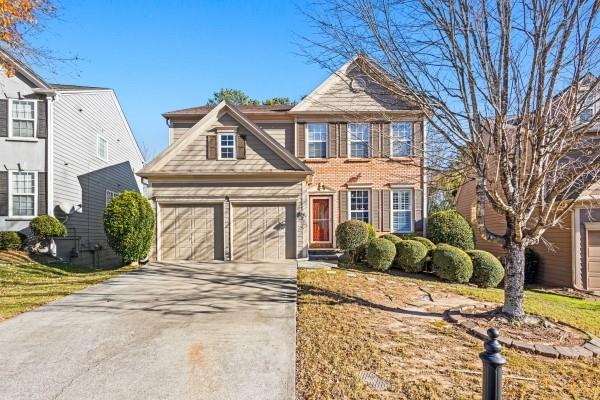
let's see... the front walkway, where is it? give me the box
[0,261,297,400]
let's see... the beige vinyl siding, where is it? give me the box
[161,112,293,173]
[170,122,195,144]
[455,178,573,287]
[150,180,307,260]
[53,91,144,268]
[259,122,295,152]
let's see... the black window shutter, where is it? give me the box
[0,171,8,216]
[0,99,8,137]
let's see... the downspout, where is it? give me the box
[422,119,428,235]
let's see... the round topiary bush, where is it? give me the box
[366,238,396,271]
[426,210,475,250]
[411,236,436,253]
[104,191,154,263]
[380,234,402,245]
[30,215,67,240]
[0,231,24,250]
[335,220,370,252]
[432,244,473,283]
[467,250,505,288]
[394,240,428,273]
[366,223,377,240]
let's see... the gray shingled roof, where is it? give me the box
[163,104,293,118]
[50,83,111,91]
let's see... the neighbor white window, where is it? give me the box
[106,190,119,206]
[218,133,236,160]
[97,135,108,160]
[10,99,36,138]
[349,190,370,223]
[9,171,37,218]
[580,94,595,122]
[391,122,412,157]
[306,123,328,158]
[348,123,370,158]
[391,189,413,233]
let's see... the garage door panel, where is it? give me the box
[233,205,292,261]
[160,204,222,261]
[588,231,600,290]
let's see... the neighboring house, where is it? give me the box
[0,52,144,267]
[138,56,427,262]
[454,105,600,291]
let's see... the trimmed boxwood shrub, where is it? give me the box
[467,250,505,288]
[394,240,428,273]
[380,234,402,245]
[411,236,436,253]
[432,244,473,283]
[104,191,154,263]
[0,231,25,250]
[30,215,67,240]
[335,220,370,252]
[427,210,475,250]
[366,223,377,240]
[355,241,369,263]
[366,238,396,271]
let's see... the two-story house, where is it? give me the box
[0,51,144,267]
[139,56,427,261]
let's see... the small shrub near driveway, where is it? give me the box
[394,240,428,273]
[0,231,24,250]
[467,250,505,288]
[427,210,475,250]
[104,191,154,264]
[30,215,67,241]
[432,244,473,283]
[411,236,436,253]
[366,238,396,271]
[380,234,402,245]
[354,241,369,263]
[335,220,370,254]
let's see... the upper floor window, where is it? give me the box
[106,190,119,206]
[391,122,412,157]
[9,171,37,217]
[10,99,36,138]
[306,123,328,158]
[218,133,236,160]
[349,190,370,223]
[392,189,413,233]
[580,94,595,123]
[97,134,108,161]
[348,123,370,158]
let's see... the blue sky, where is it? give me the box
[32,0,329,159]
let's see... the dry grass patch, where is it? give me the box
[296,267,600,400]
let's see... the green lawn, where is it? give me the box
[0,254,136,320]
[435,283,600,336]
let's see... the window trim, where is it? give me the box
[217,132,237,160]
[8,170,38,219]
[580,93,596,123]
[390,122,413,157]
[348,189,370,223]
[348,123,370,158]
[390,188,414,233]
[305,123,328,159]
[97,134,109,161]
[8,98,37,139]
[106,190,119,206]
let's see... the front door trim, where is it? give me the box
[309,196,333,245]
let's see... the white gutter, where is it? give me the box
[46,93,56,216]
[422,119,429,235]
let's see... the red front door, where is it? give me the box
[312,198,331,242]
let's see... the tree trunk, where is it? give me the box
[502,241,526,319]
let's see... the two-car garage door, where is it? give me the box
[160,203,294,261]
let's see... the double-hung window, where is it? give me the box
[306,123,328,158]
[97,135,108,161]
[218,133,236,160]
[106,190,119,206]
[9,171,37,217]
[10,99,36,138]
[580,94,595,123]
[349,190,370,223]
[391,122,412,157]
[391,189,413,233]
[348,123,370,158]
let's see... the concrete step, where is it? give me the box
[308,249,340,261]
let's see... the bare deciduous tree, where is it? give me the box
[301,0,600,319]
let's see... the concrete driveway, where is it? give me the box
[0,261,297,400]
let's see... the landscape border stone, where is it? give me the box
[444,305,595,359]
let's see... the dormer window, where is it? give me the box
[218,133,236,160]
[580,94,595,123]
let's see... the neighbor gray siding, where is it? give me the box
[52,90,144,267]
